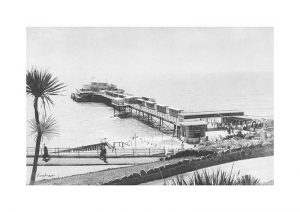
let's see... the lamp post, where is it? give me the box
[134,133,137,148]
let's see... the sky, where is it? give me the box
[27,27,273,90]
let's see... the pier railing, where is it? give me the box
[26,147,166,158]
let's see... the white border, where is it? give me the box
[1,0,300,212]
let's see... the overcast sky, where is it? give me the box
[27,27,273,89]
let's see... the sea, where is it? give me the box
[26,71,273,148]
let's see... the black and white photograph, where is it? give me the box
[3,1,300,211]
[26,27,274,185]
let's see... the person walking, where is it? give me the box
[99,144,108,163]
[42,144,51,162]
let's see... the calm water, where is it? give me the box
[26,71,273,148]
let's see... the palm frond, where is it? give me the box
[26,67,66,108]
[28,115,59,142]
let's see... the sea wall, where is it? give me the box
[102,143,274,185]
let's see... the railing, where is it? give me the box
[26,147,166,158]
[130,104,178,124]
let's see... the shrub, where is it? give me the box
[165,169,260,185]
[165,149,215,160]
[140,170,147,176]
[146,169,155,175]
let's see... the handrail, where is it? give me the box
[26,147,166,158]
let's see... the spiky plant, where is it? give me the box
[26,68,65,185]
[165,169,260,185]
[236,174,260,185]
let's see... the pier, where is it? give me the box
[71,82,247,144]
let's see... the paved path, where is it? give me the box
[35,157,189,185]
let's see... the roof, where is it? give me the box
[156,104,168,107]
[229,115,269,121]
[180,121,208,126]
[146,101,156,104]
[168,107,183,111]
[181,109,242,115]
[179,110,244,118]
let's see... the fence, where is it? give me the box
[26,147,166,158]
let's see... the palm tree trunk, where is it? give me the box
[30,97,41,185]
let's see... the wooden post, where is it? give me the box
[57,147,60,157]
[159,118,162,131]
[132,148,135,156]
[173,124,176,137]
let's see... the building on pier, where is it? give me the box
[168,107,184,117]
[136,98,146,107]
[179,121,208,143]
[156,104,168,114]
[146,101,156,110]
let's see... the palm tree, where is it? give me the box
[26,68,65,185]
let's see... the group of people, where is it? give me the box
[220,120,264,132]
